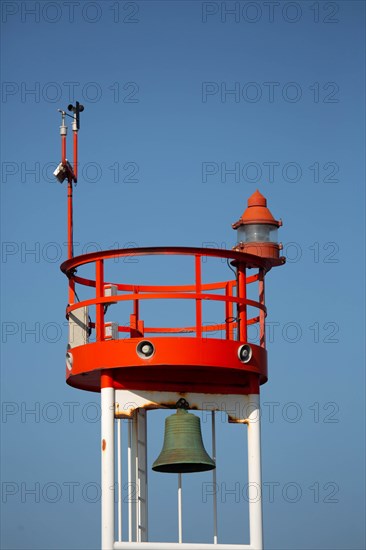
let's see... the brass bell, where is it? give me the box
[152,402,215,474]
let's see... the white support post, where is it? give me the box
[101,386,115,550]
[133,414,139,542]
[128,415,137,542]
[178,473,183,543]
[211,411,218,544]
[247,394,263,550]
[128,410,148,543]
[137,409,148,542]
[117,418,122,542]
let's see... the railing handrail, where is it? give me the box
[63,247,268,345]
[60,246,274,276]
[66,293,266,314]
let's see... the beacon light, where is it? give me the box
[233,189,284,261]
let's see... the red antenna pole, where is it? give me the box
[67,179,73,259]
[55,105,83,305]
[57,110,74,260]
[67,112,79,262]
[72,111,78,182]
[58,111,74,260]
[67,178,75,305]
[56,104,83,262]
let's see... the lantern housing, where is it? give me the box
[232,189,283,261]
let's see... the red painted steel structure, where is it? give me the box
[61,247,284,395]
[57,104,285,398]
[56,107,286,549]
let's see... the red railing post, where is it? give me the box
[237,264,247,341]
[195,255,202,338]
[96,260,105,341]
[225,281,235,340]
[130,286,144,337]
[133,286,139,321]
[258,268,265,348]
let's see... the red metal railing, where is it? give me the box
[61,247,270,348]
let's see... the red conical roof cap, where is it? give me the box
[248,189,267,207]
[232,189,281,228]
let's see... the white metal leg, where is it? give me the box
[101,386,115,550]
[212,411,218,544]
[247,394,263,550]
[133,414,139,542]
[128,410,148,543]
[178,473,183,543]
[128,415,137,542]
[137,409,148,541]
[117,418,122,542]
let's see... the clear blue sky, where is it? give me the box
[1,1,365,549]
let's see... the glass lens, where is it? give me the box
[237,224,277,243]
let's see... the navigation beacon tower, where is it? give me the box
[54,105,285,550]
